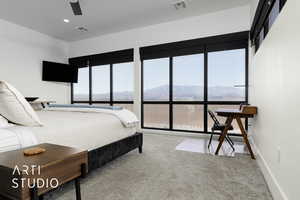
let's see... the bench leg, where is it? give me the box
[138,146,143,154]
[30,185,38,200]
[75,178,81,200]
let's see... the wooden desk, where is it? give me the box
[0,143,88,200]
[215,107,257,159]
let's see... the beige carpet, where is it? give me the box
[48,134,272,200]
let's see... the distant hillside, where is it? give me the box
[144,85,244,101]
[74,85,245,101]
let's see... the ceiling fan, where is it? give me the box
[69,0,82,16]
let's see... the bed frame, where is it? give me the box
[41,133,142,199]
[88,132,143,172]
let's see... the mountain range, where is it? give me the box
[74,85,245,101]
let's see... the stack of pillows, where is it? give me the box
[0,81,43,127]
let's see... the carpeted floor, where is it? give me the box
[49,134,272,200]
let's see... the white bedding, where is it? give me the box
[0,125,38,152]
[0,109,137,152]
[45,106,139,128]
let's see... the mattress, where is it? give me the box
[29,110,137,151]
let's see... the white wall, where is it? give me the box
[69,5,250,130]
[0,19,70,103]
[69,6,250,57]
[249,1,300,200]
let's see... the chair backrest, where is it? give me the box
[208,110,221,126]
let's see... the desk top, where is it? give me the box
[216,107,257,118]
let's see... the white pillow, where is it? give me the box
[0,115,9,128]
[0,81,42,126]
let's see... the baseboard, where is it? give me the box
[141,129,244,142]
[141,129,209,138]
[252,142,288,200]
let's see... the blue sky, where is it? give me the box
[74,49,245,95]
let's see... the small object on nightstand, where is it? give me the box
[25,97,39,102]
[23,147,46,156]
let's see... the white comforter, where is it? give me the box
[0,109,138,152]
[0,125,38,152]
[45,107,139,128]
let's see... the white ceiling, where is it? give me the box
[0,0,250,42]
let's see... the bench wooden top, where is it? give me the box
[0,143,87,170]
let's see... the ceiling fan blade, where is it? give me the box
[70,1,82,16]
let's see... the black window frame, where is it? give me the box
[70,49,134,107]
[140,32,249,136]
[250,0,287,52]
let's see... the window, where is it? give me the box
[71,49,134,111]
[208,49,246,101]
[92,65,110,101]
[144,104,169,129]
[173,54,204,101]
[269,0,280,28]
[73,67,89,101]
[143,58,169,101]
[72,63,134,111]
[141,32,248,134]
[113,62,134,101]
[173,105,204,131]
[251,0,287,52]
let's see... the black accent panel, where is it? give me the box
[69,49,134,68]
[69,56,89,68]
[280,0,287,9]
[90,49,134,66]
[70,1,82,16]
[251,0,275,42]
[250,0,287,47]
[88,132,143,172]
[140,31,248,60]
[206,41,248,52]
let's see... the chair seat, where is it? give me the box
[212,123,234,131]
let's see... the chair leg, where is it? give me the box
[208,130,214,149]
[227,136,234,146]
[225,136,235,151]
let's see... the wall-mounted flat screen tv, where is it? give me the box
[42,61,78,83]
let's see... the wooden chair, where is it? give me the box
[208,110,235,151]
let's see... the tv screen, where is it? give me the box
[42,61,78,83]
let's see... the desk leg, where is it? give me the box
[218,117,232,141]
[236,117,255,159]
[215,117,233,155]
[75,178,81,200]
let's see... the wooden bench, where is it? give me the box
[0,143,87,200]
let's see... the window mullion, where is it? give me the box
[110,63,113,106]
[88,60,92,105]
[169,57,173,130]
[71,82,74,104]
[204,47,208,133]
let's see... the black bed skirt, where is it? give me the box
[88,132,143,172]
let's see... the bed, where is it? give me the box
[0,108,143,172]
